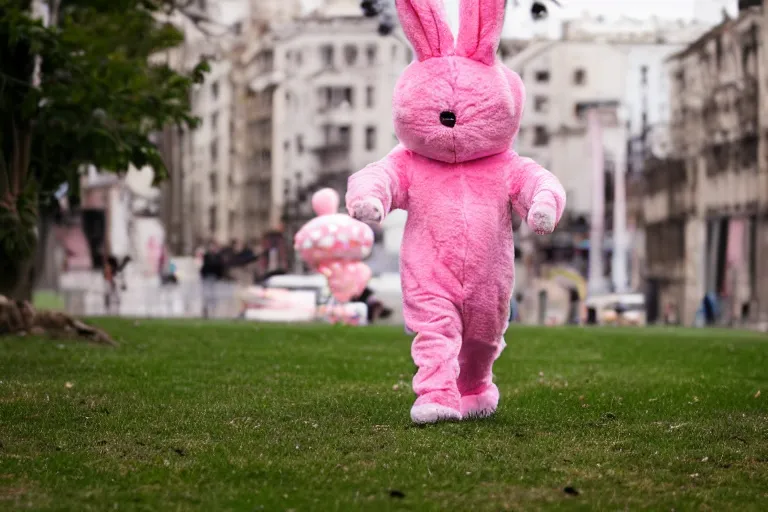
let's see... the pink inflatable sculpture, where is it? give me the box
[294,188,375,309]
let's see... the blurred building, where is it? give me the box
[505,19,708,219]
[759,1,768,328]
[237,0,411,268]
[158,0,304,254]
[634,2,766,325]
[503,18,710,294]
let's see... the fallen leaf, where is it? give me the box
[701,456,709,462]
[755,390,761,398]
[64,382,74,389]
[690,473,699,478]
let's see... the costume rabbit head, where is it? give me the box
[393,0,524,163]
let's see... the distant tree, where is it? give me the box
[0,0,209,300]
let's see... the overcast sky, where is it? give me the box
[301,0,738,36]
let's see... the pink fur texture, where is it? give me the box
[347,0,566,424]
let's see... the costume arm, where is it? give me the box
[346,145,410,222]
[507,151,566,234]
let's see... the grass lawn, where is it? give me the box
[1,321,767,511]
[31,291,65,312]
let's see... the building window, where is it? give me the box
[297,135,304,154]
[573,68,586,85]
[533,96,549,113]
[321,45,334,67]
[339,125,351,146]
[366,86,375,108]
[209,173,217,194]
[715,36,723,69]
[406,48,413,62]
[640,65,648,86]
[211,112,218,130]
[391,44,398,60]
[344,45,358,66]
[366,127,376,151]
[366,45,377,65]
[211,81,219,99]
[534,70,550,83]
[210,140,218,162]
[209,206,217,233]
[533,126,549,146]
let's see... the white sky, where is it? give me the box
[301,0,738,36]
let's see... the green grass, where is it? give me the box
[1,321,767,511]
[31,290,65,311]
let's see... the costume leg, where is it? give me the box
[405,294,463,424]
[457,290,511,418]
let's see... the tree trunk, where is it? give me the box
[0,244,36,302]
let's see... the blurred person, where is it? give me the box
[103,254,131,313]
[200,240,224,318]
[509,292,523,323]
[567,288,581,325]
[159,244,178,285]
[351,286,393,323]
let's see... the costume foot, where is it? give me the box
[460,384,500,419]
[410,391,461,424]
[410,403,462,424]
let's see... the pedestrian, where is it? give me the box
[200,240,224,318]
[350,286,393,324]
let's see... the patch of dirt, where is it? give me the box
[0,295,116,346]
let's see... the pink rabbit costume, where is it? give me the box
[346,0,566,424]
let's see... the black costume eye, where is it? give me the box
[440,111,456,128]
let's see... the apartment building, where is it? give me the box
[503,16,710,296]
[505,18,708,219]
[237,0,411,264]
[158,0,304,254]
[637,3,766,325]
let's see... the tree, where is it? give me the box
[0,0,208,300]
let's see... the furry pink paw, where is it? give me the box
[460,384,500,419]
[528,202,557,235]
[410,403,462,424]
[349,198,384,223]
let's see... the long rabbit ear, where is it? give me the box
[455,0,506,65]
[395,0,454,61]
